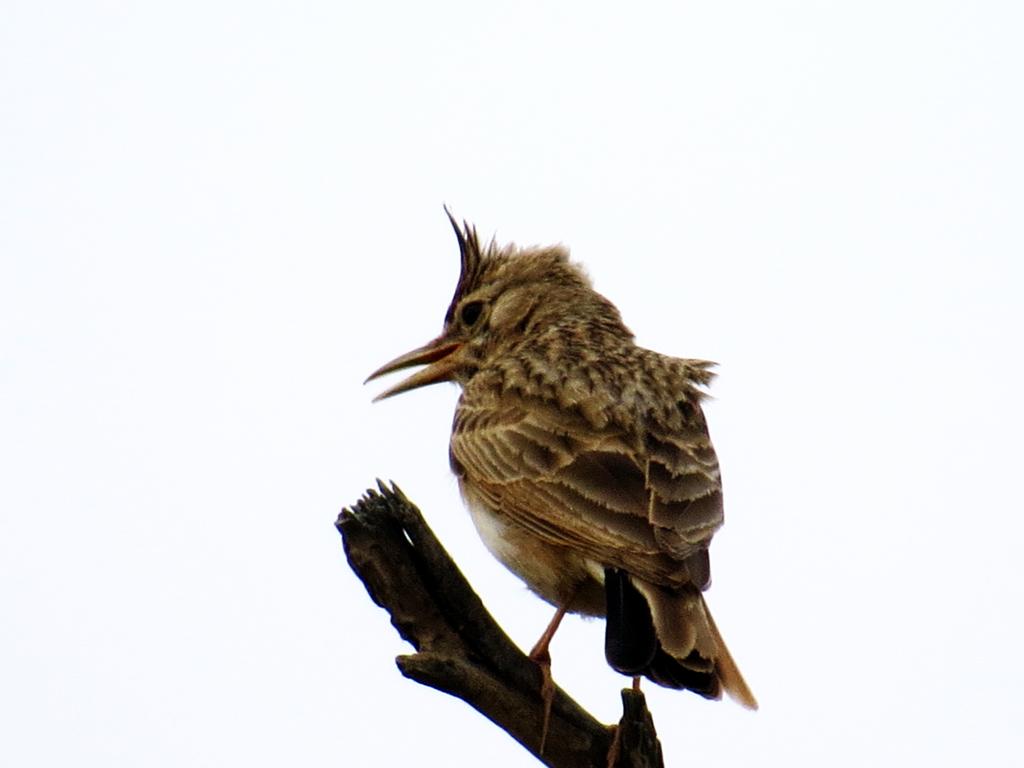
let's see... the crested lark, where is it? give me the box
[367,211,757,719]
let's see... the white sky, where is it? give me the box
[2,2,1022,766]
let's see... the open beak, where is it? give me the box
[365,336,463,402]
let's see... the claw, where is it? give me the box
[534,652,556,756]
[529,603,570,755]
[606,723,622,768]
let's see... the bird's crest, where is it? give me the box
[443,206,488,324]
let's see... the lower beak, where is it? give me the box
[365,336,463,401]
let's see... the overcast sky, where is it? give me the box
[2,2,1022,766]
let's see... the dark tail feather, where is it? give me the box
[603,567,757,709]
[604,567,658,674]
[645,648,720,698]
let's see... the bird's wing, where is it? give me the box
[450,388,723,588]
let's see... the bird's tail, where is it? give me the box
[604,568,758,709]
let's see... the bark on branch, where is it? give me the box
[336,481,664,768]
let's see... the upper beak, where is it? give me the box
[365,336,463,402]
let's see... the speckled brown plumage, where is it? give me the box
[367,211,756,711]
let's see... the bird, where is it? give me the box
[366,210,757,733]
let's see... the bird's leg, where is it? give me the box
[605,678,643,768]
[606,724,622,768]
[529,602,569,660]
[529,602,569,755]
[605,677,642,767]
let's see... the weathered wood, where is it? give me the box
[337,481,664,768]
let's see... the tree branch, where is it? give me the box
[337,481,664,768]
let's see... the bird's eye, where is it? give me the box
[460,301,484,327]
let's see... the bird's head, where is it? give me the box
[366,209,630,401]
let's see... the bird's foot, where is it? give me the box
[606,679,640,767]
[606,723,622,768]
[529,646,556,756]
[528,603,569,755]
